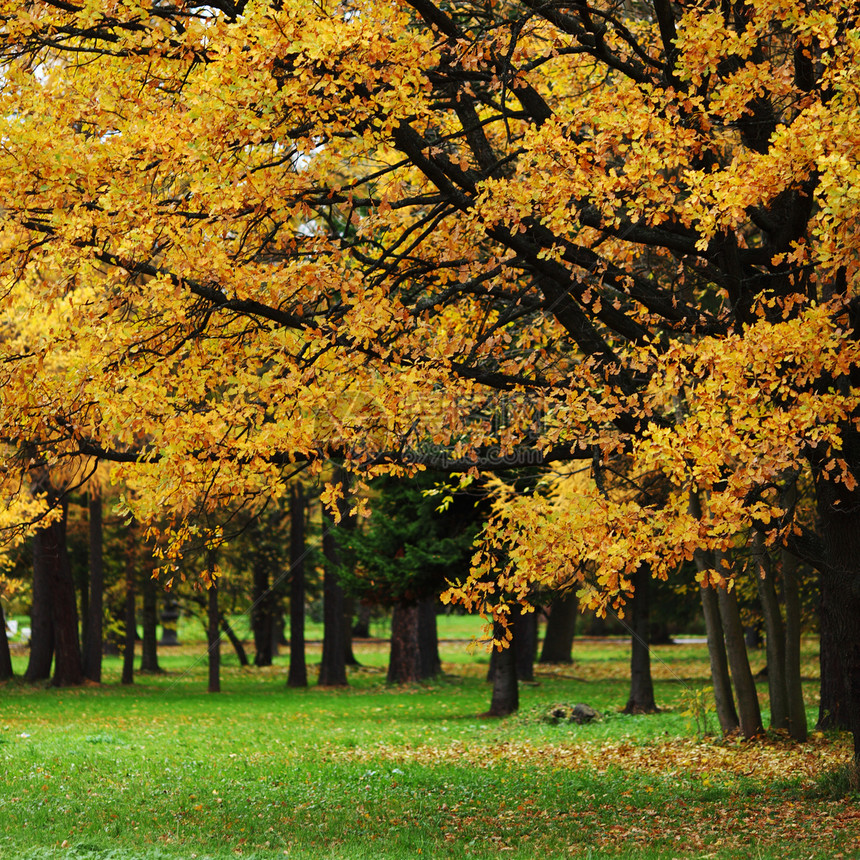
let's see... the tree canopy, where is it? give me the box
[2,0,860,749]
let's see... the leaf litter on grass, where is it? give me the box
[323,733,859,857]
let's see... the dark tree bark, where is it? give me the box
[251,554,273,667]
[418,597,441,678]
[318,472,348,687]
[623,564,657,714]
[287,482,308,688]
[514,608,537,682]
[814,457,860,762]
[353,603,372,639]
[488,604,534,683]
[539,593,578,664]
[207,552,220,693]
[25,520,54,682]
[43,501,83,688]
[343,596,360,667]
[388,601,421,683]
[0,603,14,680]
[486,619,518,716]
[388,598,441,682]
[121,554,135,686]
[818,561,850,732]
[159,595,181,646]
[691,493,740,735]
[752,532,788,729]
[715,561,763,738]
[699,584,740,733]
[83,485,104,683]
[220,613,248,666]
[782,549,807,741]
[139,560,162,674]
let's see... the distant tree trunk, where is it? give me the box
[272,608,285,655]
[353,603,372,639]
[83,485,104,683]
[539,594,577,664]
[514,608,537,682]
[220,614,248,666]
[343,596,360,667]
[782,549,807,741]
[623,563,657,714]
[159,596,181,646]
[388,601,421,683]
[488,604,532,682]
[121,552,135,686]
[251,556,273,667]
[45,501,83,688]
[752,532,788,729]
[486,619,518,716]
[207,552,220,694]
[287,482,308,688]
[0,603,13,680]
[318,472,348,687]
[139,561,162,674]
[418,597,441,678]
[77,541,89,675]
[25,520,55,682]
[715,559,763,738]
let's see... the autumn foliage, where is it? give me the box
[1,0,860,752]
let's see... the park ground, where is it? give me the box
[0,616,858,860]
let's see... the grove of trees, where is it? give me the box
[0,0,859,763]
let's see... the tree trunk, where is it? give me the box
[219,613,248,666]
[690,493,740,735]
[121,555,135,686]
[814,457,860,763]
[388,601,421,683]
[0,603,14,680]
[207,552,220,694]
[515,607,537,682]
[817,562,849,731]
[287,482,307,688]
[539,593,577,664]
[139,561,162,673]
[353,603,372,639]
[25,519,54,682]
[318,473,348,687]
[715,560,763,738]
[782,549,807,741]
[343,596,360,667]
[83,485,104,683]
[752,531,788,729]
[486,619,518,716]
[699,584,739,733]
[45,501,83,688]
[623,563,657,714]
[418,597,441,678]
[251,555,273,667]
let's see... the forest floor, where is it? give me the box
[0,632,857,860]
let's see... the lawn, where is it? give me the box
[0,627,856,860]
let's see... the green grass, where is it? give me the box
[0,635,856,860]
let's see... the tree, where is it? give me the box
[318,469,350,687]
[83,483,105,683]
[345,473,481,683]
[539,594,578,665]
[1,0,860,760]
[287,482,309,688]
